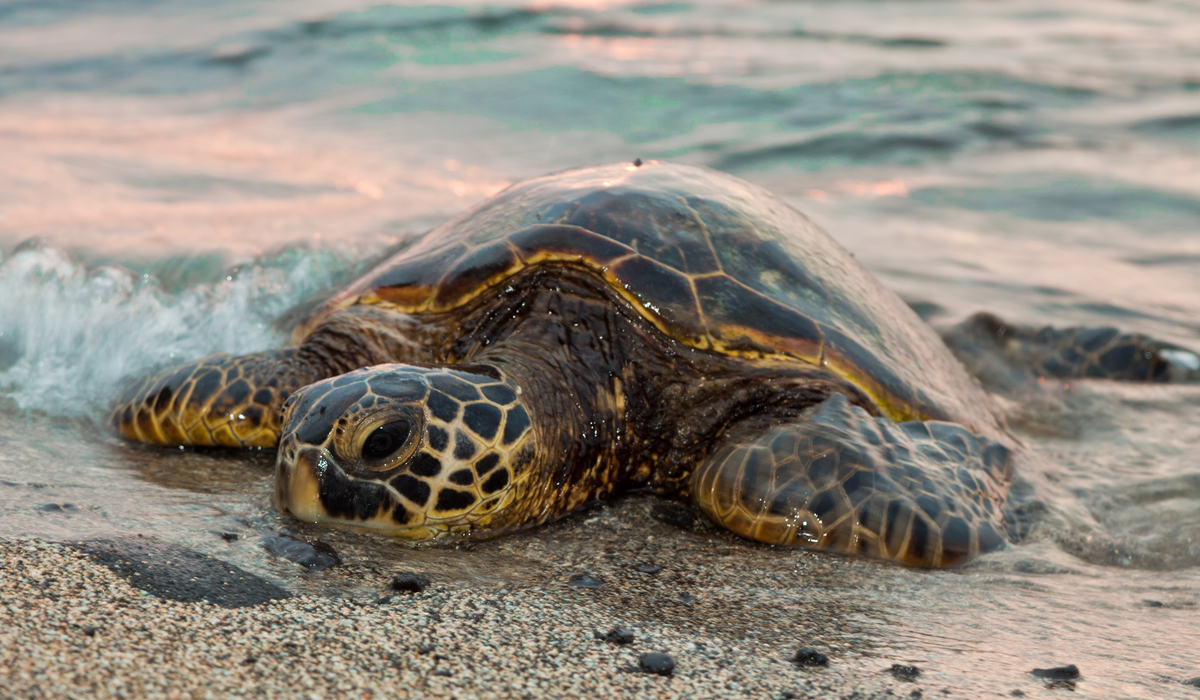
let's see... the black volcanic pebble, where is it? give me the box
[1031,665,1080,680]
[639,652,675,676]
[390,573,430,593]
[567,573,603,589]
[595,627,634,645]
[889,664,922,681]
[634,563,663,574]
[1185,677,1200,688]
[793,647,829,667]
[260,536,340,570]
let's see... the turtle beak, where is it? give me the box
[274,441,328,523]
[275,440,408,531]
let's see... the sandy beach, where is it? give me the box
[5,495,1198,699]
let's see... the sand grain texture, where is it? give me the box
[1,538,897,700]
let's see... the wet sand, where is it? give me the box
[1,542,891,700]
[4,496,1198,700]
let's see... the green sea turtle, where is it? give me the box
[111,161,1199,567]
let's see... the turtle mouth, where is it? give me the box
[275,443,414,532]
[273,442,329,524]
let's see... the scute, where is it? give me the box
[508,225,632,264]
[434,242,521,309]
[607,256,703,340]
[556,189,720,274]
[365,242,470,310]
[314,162,1000,433]
[693,274,823,356]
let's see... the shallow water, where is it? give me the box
[2,0,1200,696]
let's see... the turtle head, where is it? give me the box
[274,364,536,540]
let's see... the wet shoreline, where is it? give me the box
[5,494,1200,699]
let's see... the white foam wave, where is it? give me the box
[0,246,353,418]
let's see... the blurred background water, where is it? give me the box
[1,1,1199,696]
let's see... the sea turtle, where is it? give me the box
[111,161,1199,567]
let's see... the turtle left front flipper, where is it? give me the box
[941,312,1200,390]
[691,394,1013,567]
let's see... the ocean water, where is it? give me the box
[1,0,1199,696]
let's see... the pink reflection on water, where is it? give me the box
[0,97,511,260]
[803,179,910,201]
[553,32,755,80]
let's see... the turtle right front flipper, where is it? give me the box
[691,394,1013,567]
[112,305,425,448]
[941,312,1200,390]
[112,349,322,448]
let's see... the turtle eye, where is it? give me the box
[361,420,412,462]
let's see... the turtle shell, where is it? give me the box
[312,162,1000,434]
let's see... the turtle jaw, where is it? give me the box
[273,442,326,525]
[274,442,437,538]
[275,440,509,541]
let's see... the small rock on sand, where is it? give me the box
[390,573,430,593]
[793,647,829,667]
[639,652,675,676]
[889,664,921,681]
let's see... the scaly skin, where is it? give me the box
[274,365,537,540]
[941,311,1200,391]
[111,305,427,447]
[693,395,1012,568]
[112,349,316,447]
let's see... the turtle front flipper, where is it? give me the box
[942,312,1200,391]
[113,305,426,448]
[112,349,322,448]
[691,395,1012,567]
